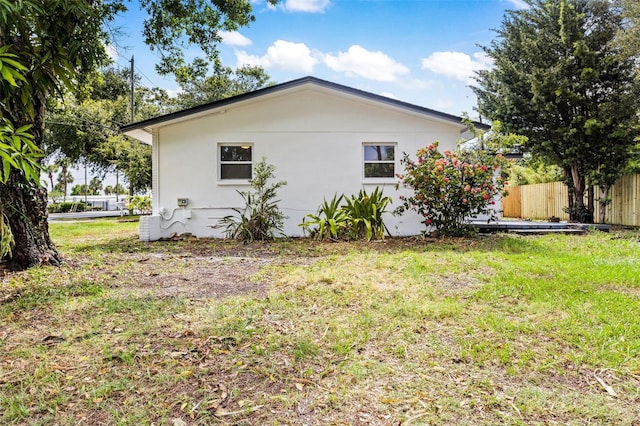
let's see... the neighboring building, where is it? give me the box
[121,76,488,241]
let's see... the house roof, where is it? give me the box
[121,76,489,144]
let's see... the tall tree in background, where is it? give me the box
[616,0,640,178]
[171,62,274,109]
[0,0,276,269]
[47,62,274,197]
[474,0,639,223]
[46,68,156,196]
[617,0,640,60]
[54,166,74,200]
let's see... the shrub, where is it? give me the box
[301,187,392,241]
[300,194,349,240]
[127,195,151,214]
[395,142,510,237]
[47,201,86,213]
[218,157,287,241]
[341,187,392,241]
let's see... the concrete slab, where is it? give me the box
[472,220,611,234]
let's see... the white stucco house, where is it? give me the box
[121,76,489,241]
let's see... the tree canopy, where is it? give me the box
[171,62,274,109]
[473,0,640,223]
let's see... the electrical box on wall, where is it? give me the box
[177,198,189,207]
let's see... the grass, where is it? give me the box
[1,219,639,424]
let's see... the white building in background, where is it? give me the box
[121,76,489,241]
[47,195,126,212]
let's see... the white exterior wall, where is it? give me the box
[147,87,465,239]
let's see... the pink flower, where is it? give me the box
[491,200,495,205]
[428,144,435,150]
[426,219,432,225]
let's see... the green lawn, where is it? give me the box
[1,219,639,424]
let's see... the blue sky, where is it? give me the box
[108,0,528,120]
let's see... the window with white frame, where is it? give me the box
[363,143,396,178]
[219,144,252,180]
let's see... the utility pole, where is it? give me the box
[116,55,135,207]
[130,55,135,123]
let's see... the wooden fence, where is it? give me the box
[502,174,640,226]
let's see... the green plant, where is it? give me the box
[301,188,392,241]
[217,157,287,241]
[47,201,86,213]
[0,211,14,258]
[395,141,510,237]
[0,113,42,260]
[127,195,151,214]
[341,187,392,241]
[300,194,349,240]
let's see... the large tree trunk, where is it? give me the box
[598,185,609,224]
[0,86,62,270]
[0,172,62,270]
[568,162,593,223]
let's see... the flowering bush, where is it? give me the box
[395,141,510,236]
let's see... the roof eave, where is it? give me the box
[119,76,490,141]
[124,128,152,145]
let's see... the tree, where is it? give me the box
[112,183,127,195]
[70,184,88,196]
[45,67,161,198]
[0,0,277,269]
[616,0,640,60]
[0,49,43,260]
[171,63,274,110]
[474,0,639,223]
[43,163,58,190]
[89,177,103,195]
[54,165,74,200]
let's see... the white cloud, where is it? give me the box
[505,0,529,9]
[421,51,493,84]
[105,44,118,62]
[220,30,252,47]
[235,40,318,73]
[380,92,399,100]
[250,0,277,11]
[166,87,183,98]
[282,0,331,13]
[322,45,409,82]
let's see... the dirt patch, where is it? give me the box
[109,250,318,300]
[121,255,271,299]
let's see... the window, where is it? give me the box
[219,144,252,180]
[363,144,395,178]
